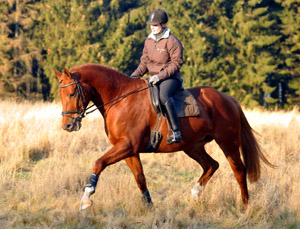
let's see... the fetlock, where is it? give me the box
[142,190,152,205]
[84,173,98,193]
[80,174,98,211]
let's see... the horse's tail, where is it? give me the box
[235,101,275,182]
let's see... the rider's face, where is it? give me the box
[150,24,163,35]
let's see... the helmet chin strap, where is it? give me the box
[151,26,170,42]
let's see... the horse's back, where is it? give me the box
[188,86,240,115]
[187,86,242,137]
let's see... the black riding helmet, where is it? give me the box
[146,9,168,25]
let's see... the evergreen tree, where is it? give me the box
[103,7,148,75]
[0,1,12,97]
[0,0,299,107]
[37,0,104,98]
[228,0,281,107]
[0,0,43,99]
[275,0,300,106]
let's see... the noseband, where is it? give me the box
[59,75,86,122]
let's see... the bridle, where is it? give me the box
[59,74,149,121]
[59,75,87,122]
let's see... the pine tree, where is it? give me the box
[0,0,42,99]
[275,0,300,106]
[227,0,281,107]
[0,0,299,107]
[37,0,104,98]
[0,1,12,97]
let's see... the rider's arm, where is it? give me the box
[131,41,149,78]
[157,36,183,80]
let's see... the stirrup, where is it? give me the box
[166,130,182,145]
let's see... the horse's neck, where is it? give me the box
[97,73,125,101]
[84,69,129,114]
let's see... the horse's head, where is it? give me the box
[54,68,90,132]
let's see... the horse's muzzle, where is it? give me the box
[63,120,82,132]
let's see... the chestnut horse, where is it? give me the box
[54,63,272,211]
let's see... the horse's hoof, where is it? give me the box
[147,201,154,209]
[191,183,204,199]
[80,199,93,211]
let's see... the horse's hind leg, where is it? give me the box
[184,145,219,198]
[218,142,248,210]
[124,155,152,205]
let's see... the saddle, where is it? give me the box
[150,84,200,118]
[146,82,200,151]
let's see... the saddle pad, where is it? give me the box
[174,89,200,118]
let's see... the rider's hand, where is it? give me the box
[149,75,160,84]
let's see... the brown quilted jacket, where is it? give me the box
[131,30,183,81]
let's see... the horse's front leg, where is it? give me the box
[80,137,134,210]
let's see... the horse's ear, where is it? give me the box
[63,67,72,79]
[53,69,62,78]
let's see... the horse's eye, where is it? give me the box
[70,92,76,98]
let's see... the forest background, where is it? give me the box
[0,0,299,108]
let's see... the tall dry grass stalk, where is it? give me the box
[0,101,299,228]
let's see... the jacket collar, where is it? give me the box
[148,27,170,42]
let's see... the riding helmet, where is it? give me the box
[146,9,168,25]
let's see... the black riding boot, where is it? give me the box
[164,98,182,144]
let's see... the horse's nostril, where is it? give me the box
[65,123,73,131]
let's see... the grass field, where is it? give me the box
[0,101,299,228]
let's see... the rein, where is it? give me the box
[85,85,149,115]
[59,76,149,120]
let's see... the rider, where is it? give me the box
[131,9,184,144]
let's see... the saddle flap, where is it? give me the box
[174,89,200,117]
[149,84,162,114]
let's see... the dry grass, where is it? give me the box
[0,101,299,228]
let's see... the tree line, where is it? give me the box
[0,0,299,108]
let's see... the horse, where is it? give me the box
[54,63,273,211]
